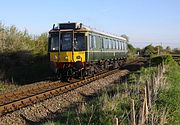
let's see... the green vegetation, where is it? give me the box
[127,43,138,60]
[43,67,160,125]
[0,22,51,88]
[44,83,132,125]
[140,44,180,57]
[150,54,174,66]
[127,42,180,62]
[157,63,180,124]
[0,22,48,54]
[1,22,180,124]
[43,56,180,125]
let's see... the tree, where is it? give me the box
[33,33,48,54]
[0,22,48,54]
[173,48,180,54]
[127,43,137,60]
[142,44,156,56]
[154,45,163,55]
[128,43,136,52]
[165,46,171,53]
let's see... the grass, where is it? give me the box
[43,62,180,125]
[42,81,132,125]
[41,55,180,125]
[157,64,180,124]
[0,81,18,93]
[42,67,160,125]
[0,82,8,92]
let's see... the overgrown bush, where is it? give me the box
[127,43,137,60]
[150,54,175,66]
[0,22,50,85]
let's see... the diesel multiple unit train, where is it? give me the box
[48,22,128,78]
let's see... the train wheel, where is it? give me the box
[113,60,119,69]
[87,66,95,76]
[104,61,109,70]
[91,66,96,76]
[57,70,62,80]
[80,69,87,80]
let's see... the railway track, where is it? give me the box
[0,69,129,116]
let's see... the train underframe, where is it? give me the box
[50,58,126,80]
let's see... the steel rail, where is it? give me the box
[0,69,129,116]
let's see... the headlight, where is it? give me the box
[64,56,68,60]
[76,56,81,59]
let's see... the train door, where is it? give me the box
[61,31,73,62]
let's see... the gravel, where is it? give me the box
[0,70,128,125]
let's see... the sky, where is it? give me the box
[0,0,180,48]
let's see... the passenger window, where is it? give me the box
[107,39,109,49]
[119,41,121,50]
[118,41,120,50]
[111,40,113,49]
[102,38,104,49]
[113,40,116,49]
[96,36,101,49]
[91,36,94,49]
[112,40,114,49]
[116,41,119,49]
[89,35,93,49]
[104,38,108,49]
[89,35,92,49]
[102,38,107,49]
[122,42,124,50]
[93,35,96,48]
[120,41,122,50]
[109,39,111,49]
[124,43,127,50]
[106,39,109,49]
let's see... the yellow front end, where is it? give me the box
[50,51,86,63]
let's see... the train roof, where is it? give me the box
[82,25,126,41]
[50,22,127,41]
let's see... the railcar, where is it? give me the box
[48,22,128,78]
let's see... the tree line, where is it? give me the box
[0,22,48,55]
[0,22,179,58]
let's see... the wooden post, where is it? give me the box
[151,113,154,125]
[145,86,149,122]
[113,116,118,125]
[131,99,136,125]
[141,86,149,125]
[146,81,152,109]
[141,97,145,125]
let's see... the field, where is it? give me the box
[0,23,180,125]
[43,60,180,125]
[157,63,180,124]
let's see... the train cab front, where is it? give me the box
[48,23,86,78]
